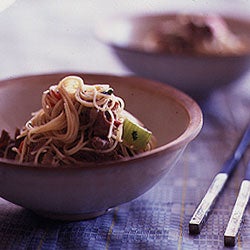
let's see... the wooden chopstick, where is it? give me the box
[189,124,250,235]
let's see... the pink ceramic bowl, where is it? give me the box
[0,73,202,220]
[96,13,250,96]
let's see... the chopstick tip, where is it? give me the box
[189,222,201,235]
[224,235,236,247]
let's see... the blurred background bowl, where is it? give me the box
[0,73,202,220]
[96,13,250,97]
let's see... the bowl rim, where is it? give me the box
[96,12,250,58]
[0,72,203,170]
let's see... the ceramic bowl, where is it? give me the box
[96,13,250,96]
[0,73,203,220]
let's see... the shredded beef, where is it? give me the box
[40,150,55,165]
[0,129,22,159]
[73,149,122,162]
[0,130,10,157]
[79,107,99,127]
[91,136,111,150]
[0,130,10,152]
[92,111,111,138]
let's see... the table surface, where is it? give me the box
[1,1,250,249]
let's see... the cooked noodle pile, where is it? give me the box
[11,76,154,166]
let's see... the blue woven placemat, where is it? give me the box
[0,108,250,250]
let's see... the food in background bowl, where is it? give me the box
[144,14,247,56]
[0,76,155,166]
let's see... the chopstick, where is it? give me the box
[189,123,250,235]
[224,160,250,247]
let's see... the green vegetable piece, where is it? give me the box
[122,118,152,150]
[102,88,114,95]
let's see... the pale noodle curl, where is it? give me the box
[15,76,153,166]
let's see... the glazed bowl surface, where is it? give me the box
[0,73,202,220]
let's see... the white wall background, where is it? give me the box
[0,0,250,79]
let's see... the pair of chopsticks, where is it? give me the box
[189,123,250,247]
